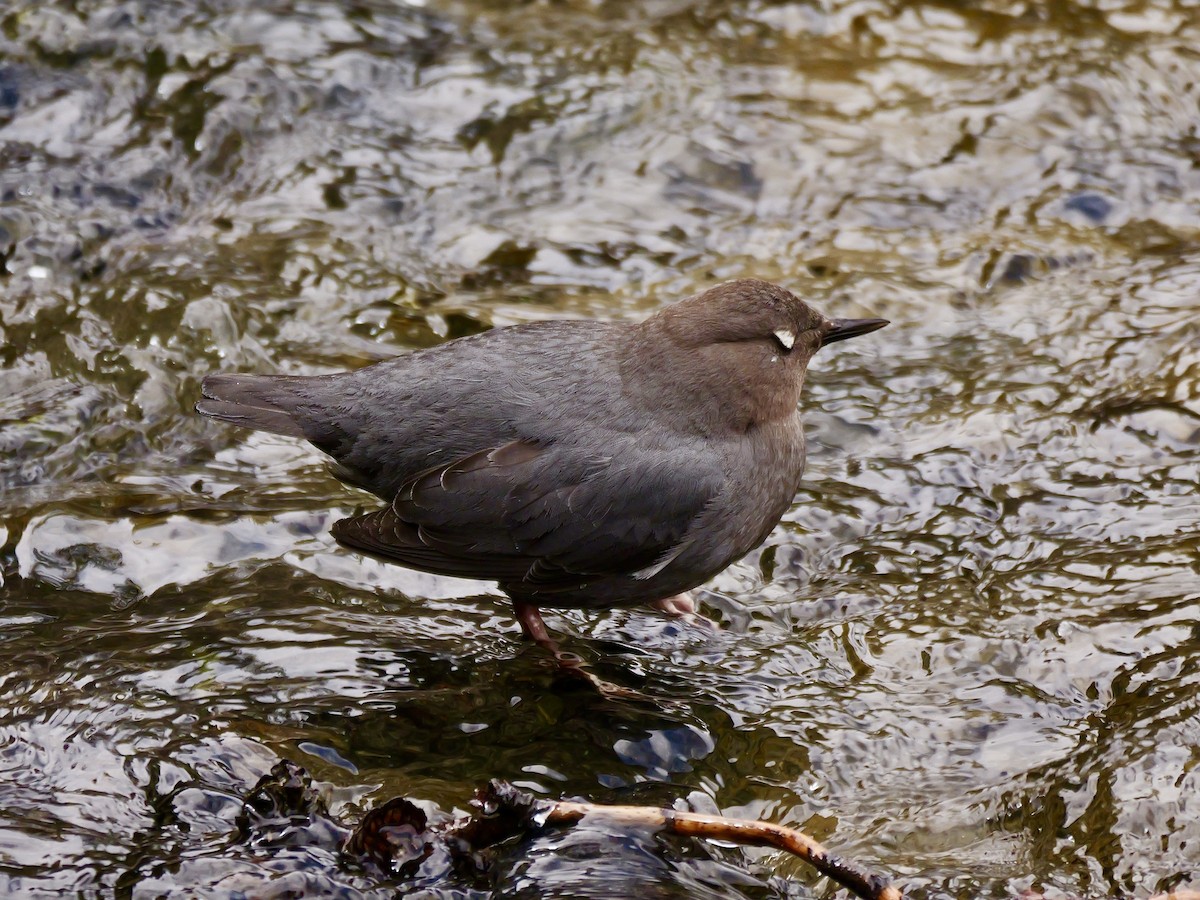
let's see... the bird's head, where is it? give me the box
[627,279,888,433]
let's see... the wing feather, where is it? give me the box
[330,438,721,594]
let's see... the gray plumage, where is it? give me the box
[196,278,886,614]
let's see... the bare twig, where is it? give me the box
[481,781,902,900]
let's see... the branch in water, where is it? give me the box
[480,780,902,900]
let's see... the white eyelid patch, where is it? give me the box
[773,328,796,349]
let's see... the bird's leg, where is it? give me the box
[650,592,696,617]
[513,600,585,675]
[512,601,643,699]
[513,601,561,655]
[649,591,719,630]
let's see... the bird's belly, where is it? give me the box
[521,423,806,610]
[683,449,805,578]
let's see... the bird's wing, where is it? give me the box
[330,438,722,593]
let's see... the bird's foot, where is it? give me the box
[649,592,719,630]
[551,655,649,700]
[512,601,647,700]
[650,592,697,616]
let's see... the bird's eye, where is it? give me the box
[772,329,796,352]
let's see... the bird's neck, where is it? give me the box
[617,319,806,436]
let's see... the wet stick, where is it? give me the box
[545,801,902,900]
[479,782,901,900]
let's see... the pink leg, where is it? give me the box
[511,600,642,699]
[514,600,554,645]
[650,592,696,617]
[649,591,718,631]
[514,601,580,663]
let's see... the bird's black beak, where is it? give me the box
[820,317,889,347]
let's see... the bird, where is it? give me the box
[196,278,887,648]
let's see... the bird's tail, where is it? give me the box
[196,373,317,438]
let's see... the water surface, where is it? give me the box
[2,1,1198,897]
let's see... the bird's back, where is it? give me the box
[198,320,634,499]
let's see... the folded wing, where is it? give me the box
[330,438,721,594]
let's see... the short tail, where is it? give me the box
[196,373,315,438]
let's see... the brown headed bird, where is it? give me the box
[197,279,887,646]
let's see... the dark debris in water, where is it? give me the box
[237,760,349,852]
[342,796,436,879]
[240,760,900,900]
[231,761,1200,900]
[237,762,564,886]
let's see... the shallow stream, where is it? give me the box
[2,1,1198,897]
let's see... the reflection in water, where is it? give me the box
[1,0,1198,896]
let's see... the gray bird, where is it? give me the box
[196,279,887,645]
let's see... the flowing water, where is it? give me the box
[2,1,1198,897]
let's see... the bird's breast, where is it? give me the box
[679,417,806,571]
